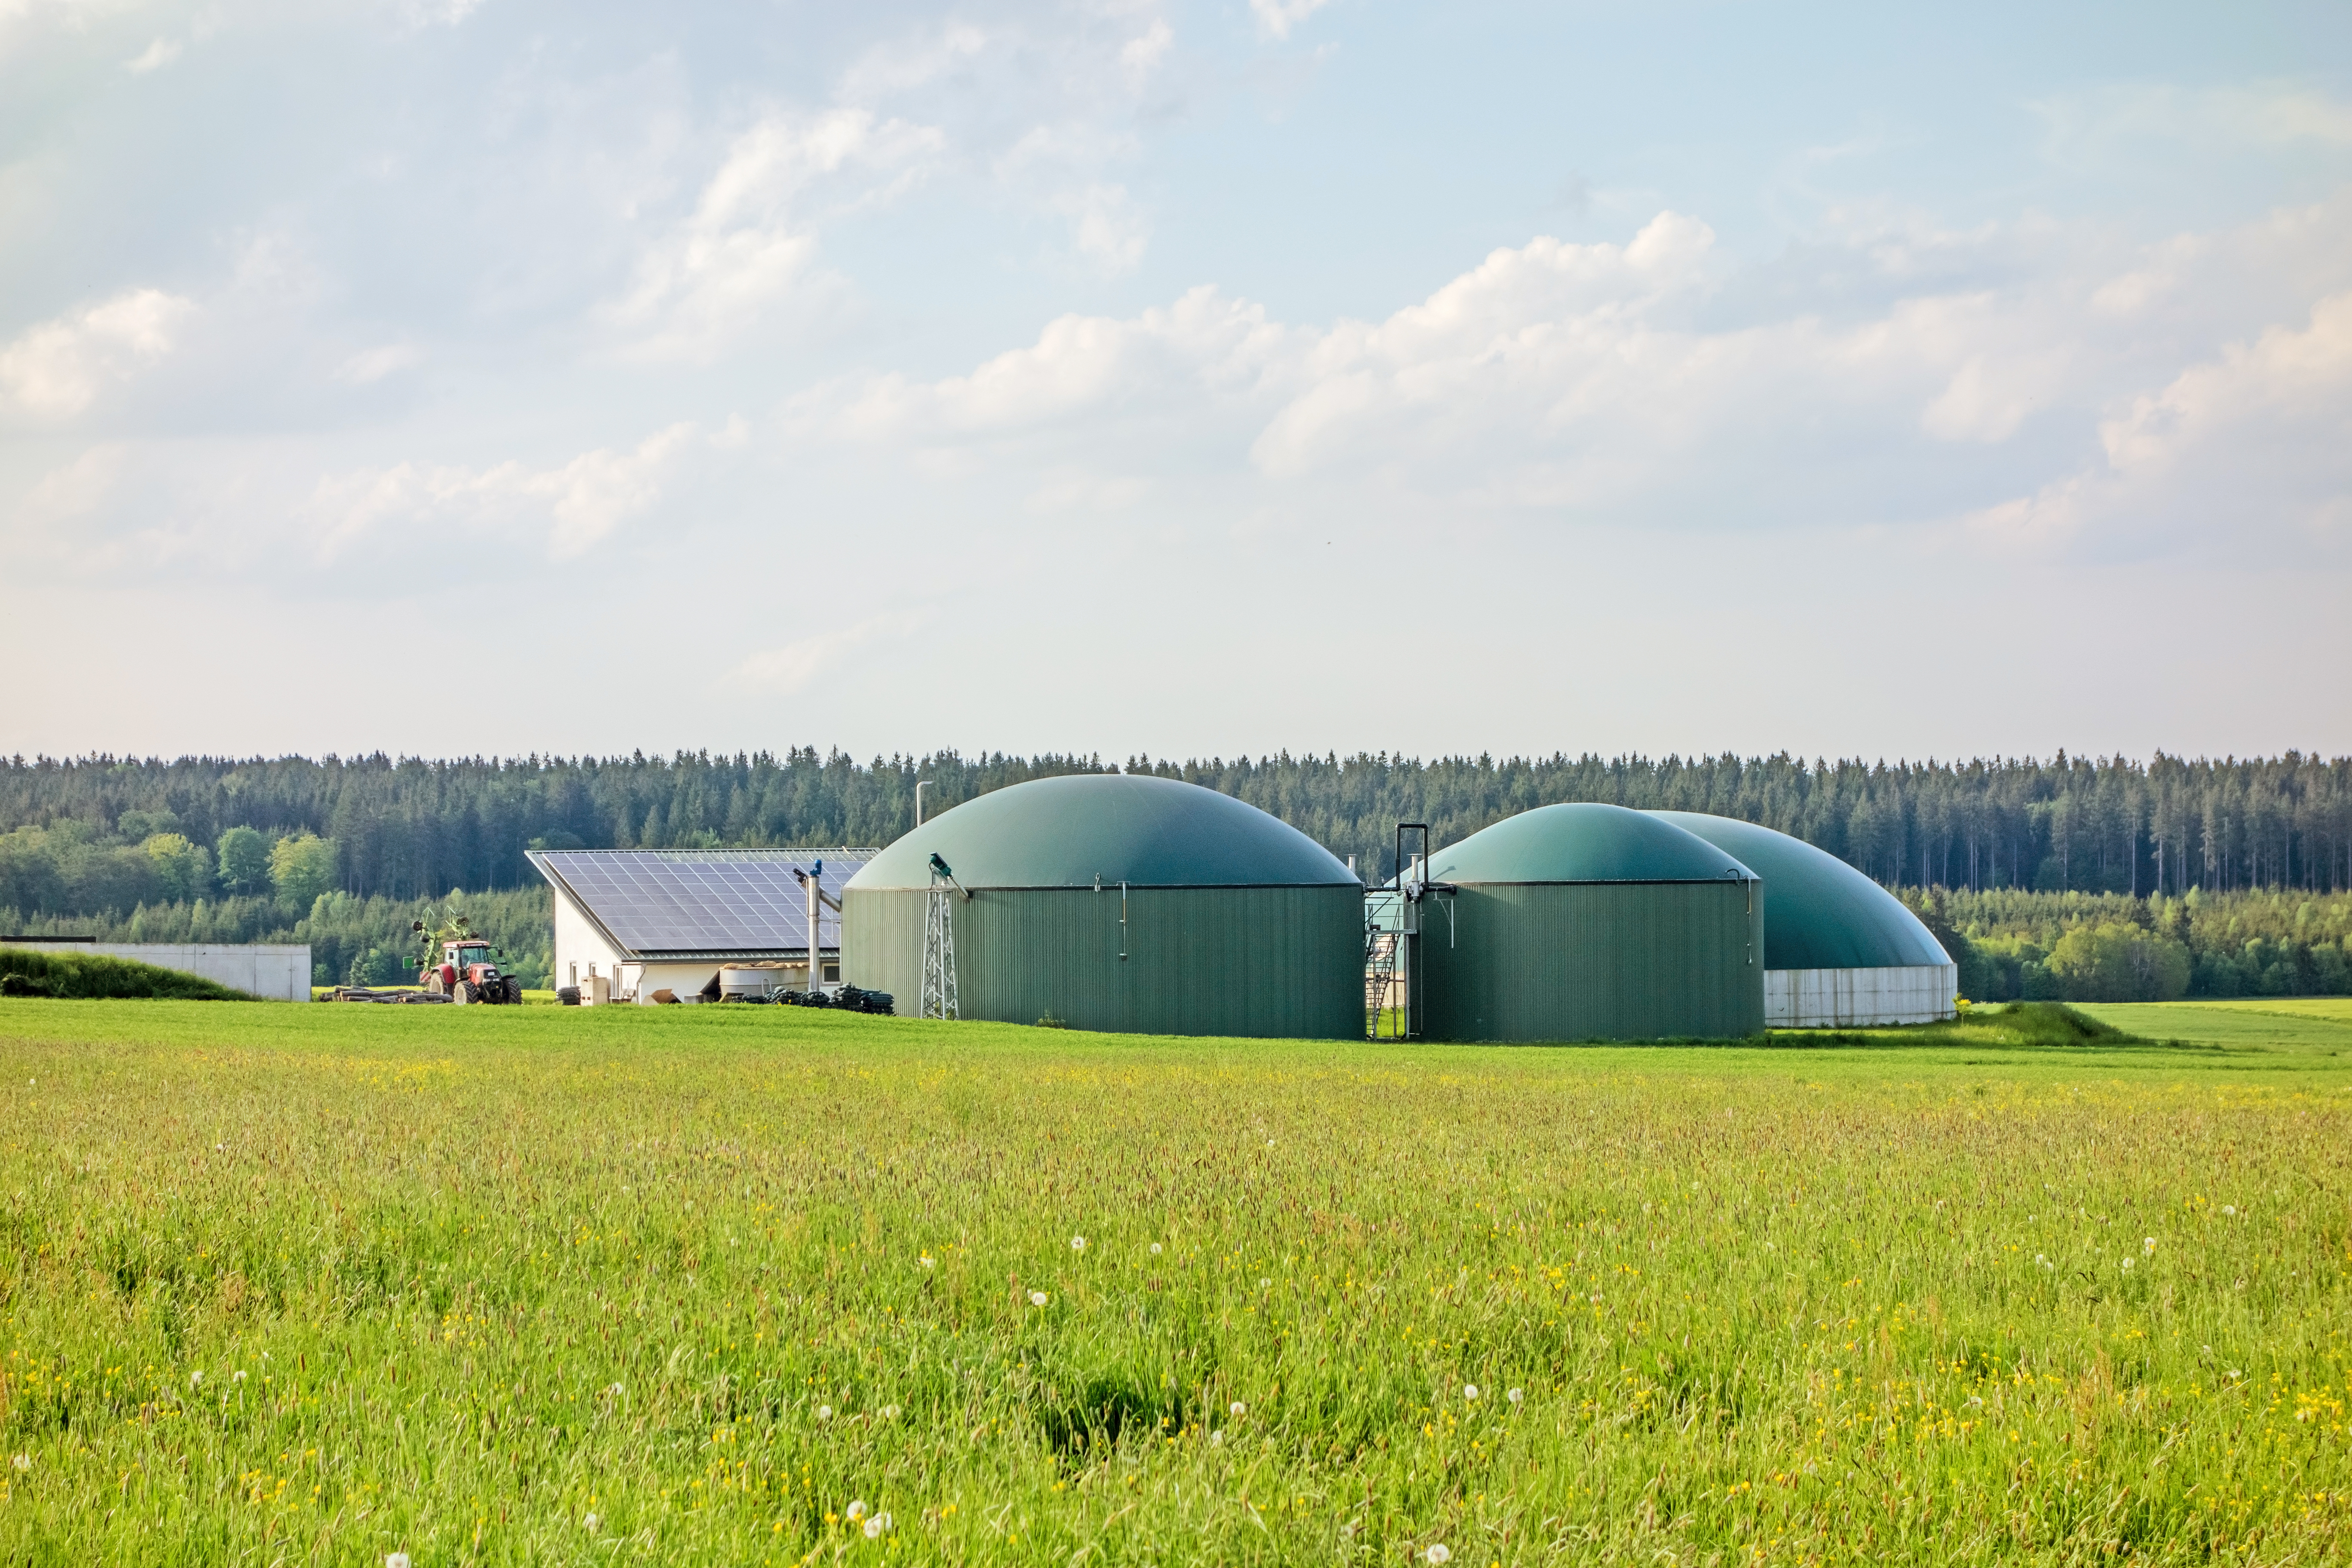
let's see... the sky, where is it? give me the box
[3,0,2349,767]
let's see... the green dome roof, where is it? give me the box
[1427,803,1756,885]
[847,775,1359,891]
[1646,812,1950,970]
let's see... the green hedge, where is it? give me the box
[0,946,250,1001]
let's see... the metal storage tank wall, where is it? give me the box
[1416,803,1765,1042]
[842,775,1363,1039]
[843,885,1361,1037]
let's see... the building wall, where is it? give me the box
[1417,882,1764,1042]
[1767,964,1957,1028]
[553,894,628,995]
[8,943,309,1001]
[842,884,1363,1038]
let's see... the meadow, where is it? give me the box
[0,1000,2346,1565]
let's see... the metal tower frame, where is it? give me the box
[921,854,966,1022]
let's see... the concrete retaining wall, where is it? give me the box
[6,943,310,1001]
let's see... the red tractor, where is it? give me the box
[413,918,523,1004]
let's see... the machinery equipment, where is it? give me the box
[411,914,523,1004]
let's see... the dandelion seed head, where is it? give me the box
[2222,1205,2236,1216]
[919,1255,934,1269]
[1209,1430,1224,1446]
[2121,1257,2134,1272]
[817,1405,833,1421]
[1425,1545,1452,1565]
[847,1500,867,1520]
[1149,1243,1162,1255]
[1230,1401,1246,1417]
[1030,1290,1049,1306]
[2144,1236,2157,1253]
[1071,1235,1087,1251]
[189,1370,202,1386]
[881,1404,900,1420]
[585,1512,599,1531]
[864,1514,888,1538]
[11,1455,29,1472]
[387,1556,410,1568]
[1507,1387,1524,1404]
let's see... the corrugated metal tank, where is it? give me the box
[1645,811,1957,1026]
[1418,803,1765,1041]
[841,775,1363,1038]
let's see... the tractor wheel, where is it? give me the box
[425,971,446,995]
[502,978,523,1004]
[453,980,475,1005]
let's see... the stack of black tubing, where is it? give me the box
[777,985,894,1015]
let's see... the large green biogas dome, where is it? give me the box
[1417,802,1765,1041]
[841,775,1363,1038]
[1646,811,1957,1026]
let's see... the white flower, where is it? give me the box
[1425,1546,1452,1565]
[1070,1236,1087,1252]
[866,1513,891,1537]
[2222,1205,2236,1216]
[2144,1236,2157,1254]
[881,1404,900,1420]
[1149,1243,1162,1255]
[584,1511,600,1531]
[1267,1139,1275,1148]
[1259,1277,1271,1289]
[233,1370,247,1383]
[847,1500,868,1520]
[11,1454,28,1472]
[2228,1369,2242,1380]
[1209,1430,1224,1446]
[2120,1257,2134,1272]
[1507,1388,1523,1404]
[919,1254,934,1269]
[388,1556,410,1568]
[606,1382,624,1396]
[1463,1384,1479,1401]
[1029,1291,1049,1307]
[189,1370,202,1387]
[817,1405,833,1421]
[1229,1400,1247,1417]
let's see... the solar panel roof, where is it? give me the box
[527,848,877,957]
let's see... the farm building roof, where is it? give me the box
[1645,812,1951,970]
[1427,803,1756,885]
[527,848,876,959]
[846,774,1358,891]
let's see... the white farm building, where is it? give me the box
[528,848,874,1004]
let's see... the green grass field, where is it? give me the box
[0,1000,2346,1565]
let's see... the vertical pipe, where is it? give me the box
[807,858,822,992]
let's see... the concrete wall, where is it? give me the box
[1767,964,1956,1028]
[9,943,310,1001]
[552,893,629,997]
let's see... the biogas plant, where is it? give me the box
[533,773,1955,1040]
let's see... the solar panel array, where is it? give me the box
[532,849,876,956]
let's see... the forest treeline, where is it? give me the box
[4,748,2351,998]
[3,747,2349,908]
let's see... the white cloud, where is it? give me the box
[606,108,943,361]
[306,422,704,561]
[1250,0,1336,41]
[334,343,424,384]
[1968,291,2352,552]
[0,289,194,417]
[806,197,2352,549]
[122,35,177,72]
[731,612,927,695]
